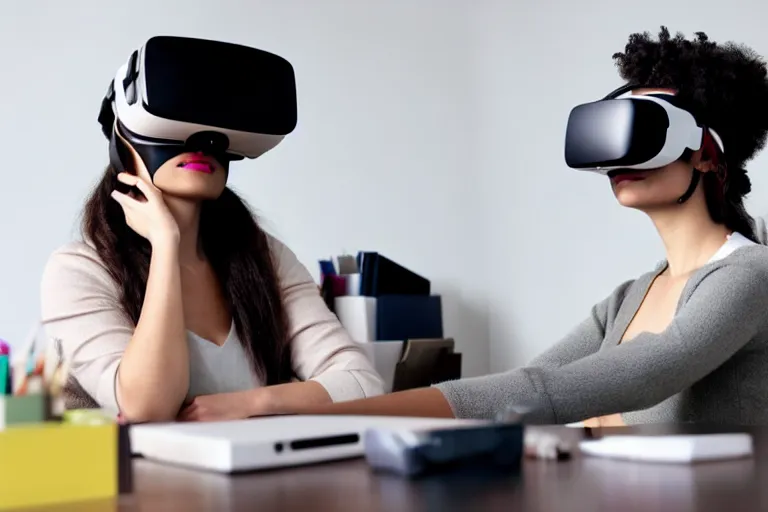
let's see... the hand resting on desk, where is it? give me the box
[177,380,334,422]
[178,390,261,422]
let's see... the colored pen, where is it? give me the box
[0,340,10,395]
[0,355,8,396]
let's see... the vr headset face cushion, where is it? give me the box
[99,36,298,177]
[109,121,234,177]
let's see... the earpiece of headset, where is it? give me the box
[109,122,147,200]
[109,124,127,174]
[679,128,727,204]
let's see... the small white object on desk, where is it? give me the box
[579,433,753,463]
[130,415,482,473]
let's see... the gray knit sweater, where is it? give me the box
[435,244,768,425]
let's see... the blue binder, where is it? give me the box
[375,295,443,341]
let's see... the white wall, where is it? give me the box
[4,0,768,379]
[0,1,490,377]
[470,0,768,371]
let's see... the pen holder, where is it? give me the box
[0,419,132,510]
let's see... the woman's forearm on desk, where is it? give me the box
[178,381,332,421]
[178,384,454,422]
[294,387,456,418]
[117,239,189,422]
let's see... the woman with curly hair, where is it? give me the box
[288,27,768,426]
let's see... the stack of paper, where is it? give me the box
[579,433,753,463]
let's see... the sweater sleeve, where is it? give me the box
[527,279,633,370]
[269,236,385,401]
[435,264,768,423]
[39,243,133,413]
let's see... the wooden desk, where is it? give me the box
[35,424,768,511]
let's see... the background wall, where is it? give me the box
[469,0,768,372]
[1,0,767,377]
[0,0,489,377]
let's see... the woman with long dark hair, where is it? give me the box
[40,75,383,425]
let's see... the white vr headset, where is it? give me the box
[98,36,298,177]
[564,84,724,175]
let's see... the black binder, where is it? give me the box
[357,252,431,296]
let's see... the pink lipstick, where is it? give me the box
[178,155,215,174]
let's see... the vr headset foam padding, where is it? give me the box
[98,36,298,177]
[564,84,724,175]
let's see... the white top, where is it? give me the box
[186,324,256,400]
[707,231,756,263]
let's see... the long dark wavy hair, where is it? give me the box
[82,163,293,385]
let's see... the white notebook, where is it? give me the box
[130,415,481,473]
[579,433,754,463]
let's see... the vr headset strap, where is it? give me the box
[99,79,129,173]
[606,83,704,204]
[677,170,701,204]
[98,80,116,139]
[603,83,637,100]
[109,128,127,174]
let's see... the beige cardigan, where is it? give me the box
[40,236,384,413]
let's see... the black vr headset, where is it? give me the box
[98,36,298,178]
[564,84,725,201]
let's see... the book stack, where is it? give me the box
[319,252,460,391]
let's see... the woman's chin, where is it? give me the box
[614,191,642,207]
[614,194,679,212]
[158,186,226,202]
[613,191,658,210]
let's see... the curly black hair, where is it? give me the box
[612,26,768,238]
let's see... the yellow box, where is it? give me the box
[0,422,118,509]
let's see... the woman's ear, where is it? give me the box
[691,148,717,173]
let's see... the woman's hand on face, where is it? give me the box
[111,173,180,246]
[177,390,268,422]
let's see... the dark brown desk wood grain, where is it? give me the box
[29,424,768,511]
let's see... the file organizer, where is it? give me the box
[326,251,443,341]
[376,295,443,340]
[391,339,462,392]
[356,252,431,297]
[322,251,461,389]
[334,295,444,342]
